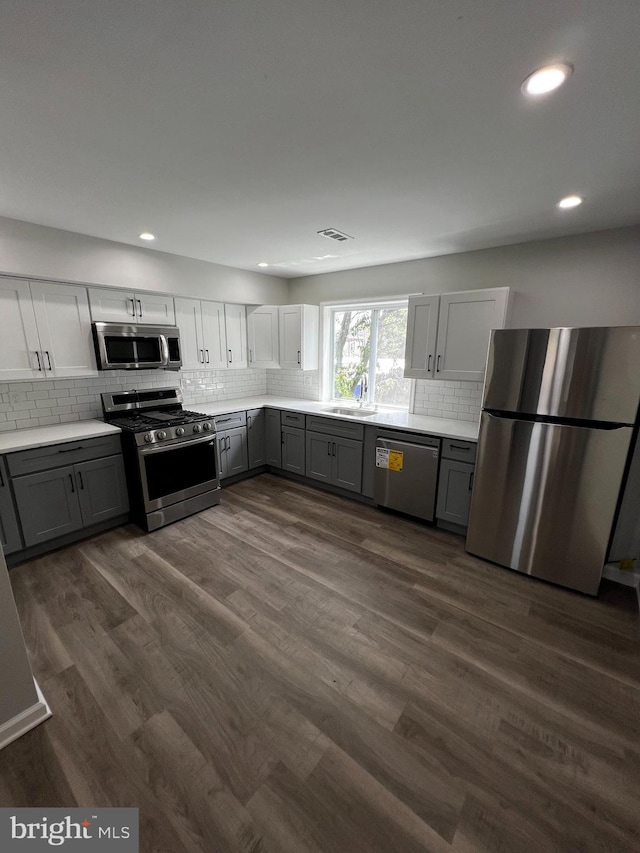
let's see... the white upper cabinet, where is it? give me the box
[30,282,97,377]
[88,288,175,325]
[201,302,227,369]
[174,297,204,370]
[0,279,96,380]
[0,279,42,381]
[135,292,175,325]
[247,306,280,369]
[404,288,510,382]
[435,289,509,381]
[224,304,248,369]
[403,295,440,379]
[279,304,319,370]
[174,299,245,370]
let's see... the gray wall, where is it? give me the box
[0,549,39,725]
[0,216,288,304]
[289,226,640,327]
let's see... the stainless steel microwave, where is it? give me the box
[92,322,182,371]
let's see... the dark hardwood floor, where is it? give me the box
[2,473,639,852]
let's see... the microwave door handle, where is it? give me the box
[159,335,170,366]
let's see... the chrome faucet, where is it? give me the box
[357,372,368,407]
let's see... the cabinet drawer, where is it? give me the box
[441,439,477,463]
[281,410,306,428]
[7,435,123,476]
[305,415,364,441]
[214,411,247,430]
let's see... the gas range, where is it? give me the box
[101,388,221,531]
[102,389,215,446]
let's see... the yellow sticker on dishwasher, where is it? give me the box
[388,450,404,471]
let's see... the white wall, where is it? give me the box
[0,216,288,304]
[0,549,39,728]
[289,226,640,327]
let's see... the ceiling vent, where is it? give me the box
[317,227,353,242]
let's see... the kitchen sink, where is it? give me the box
[323,407,378,418]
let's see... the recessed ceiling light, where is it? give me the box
[557,195,583,209]
[522,63,573,96]
[139,232,155,241]
[257,262,269,268]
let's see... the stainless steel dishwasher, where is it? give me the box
[374,430,440,521]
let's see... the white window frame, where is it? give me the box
[320,297,415,410]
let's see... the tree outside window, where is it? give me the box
[332,303,411,408]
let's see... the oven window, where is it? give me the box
[144,440,218,502]
[104,336,162,364]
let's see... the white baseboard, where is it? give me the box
[0,679,52,751]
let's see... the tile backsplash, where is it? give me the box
[266,369,320,400]
[412,379,483,422]
[0,368,267,433]
[0,370,480,433]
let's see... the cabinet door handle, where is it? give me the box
[35,351,43,371]
[469,472,474,491]
[428,354,432,372]
[297,350,301,365]
[247,415,252,427]
[327,441,331,456]
[205,349,209,364]
[228,349,233,364]
[199,349,204,363]
[450,444,471,452]
[78,471,84,490]
[45,351,52,370]
[332,442,336,456]
[226,436,231,450]
[137,299,143,319]
[129,298,136,318]
[57,445,83,453]
[0,467,4,488]
[249,349,253,363]
[436,355,441,372]
[69,473,75,493]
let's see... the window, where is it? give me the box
[329,301,411,408]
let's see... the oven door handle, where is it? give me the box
[138,434,217,456]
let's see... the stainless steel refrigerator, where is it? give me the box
[466,326,640,595]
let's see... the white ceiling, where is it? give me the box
[1,0,639,278]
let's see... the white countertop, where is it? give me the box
[0,420,122,454]
[0,397,478,455]
[199,396,479,442]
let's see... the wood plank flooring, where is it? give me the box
[2,473,639,852]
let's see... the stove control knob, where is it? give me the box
[157,430,167,440]
[203,422,212,431]
[193,424,202,433]
[144,433,154,443]
[176,427,185,437]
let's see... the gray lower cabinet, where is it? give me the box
[333,436,363,492]
[8,436,130,552]
[13,465,84,547]
[265,408,282,468]
[361,425,377,499]
[436,459,475,527]
[0,456,22,554]
[76,455,129,526]
[218,426,248,479]
[306,432,333,483]
[306,431,363,493]
[247,408,266,468]
[282,426,305,474]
